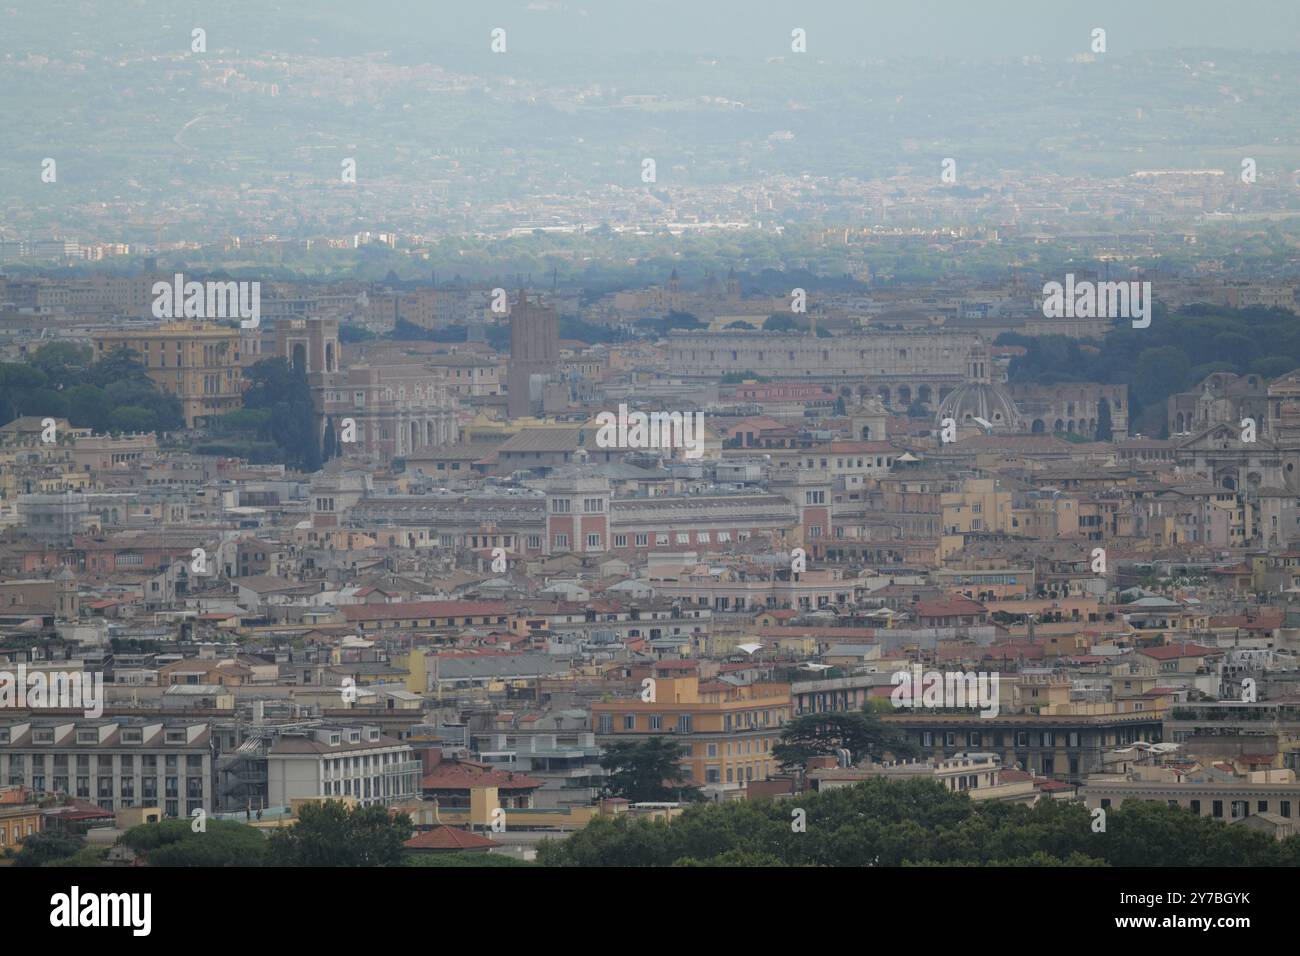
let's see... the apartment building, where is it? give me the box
[0,717,214,818]
[880,711,1165,783]
[1084,766,1300,824]
[0,787,42,850]
[591,662,792,800]
[265,724,422,807]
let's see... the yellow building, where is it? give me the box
[0,800,42,851]
[940,478,1013,558]
[591,663,792,799]
[93,322,243,427]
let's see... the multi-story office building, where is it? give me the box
[0,717,214,818]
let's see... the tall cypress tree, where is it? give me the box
[322,415,337,461]
[1096,398,1113,441]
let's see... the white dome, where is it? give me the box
[936,382,1024,431]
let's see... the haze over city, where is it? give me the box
[0,3,1297,929]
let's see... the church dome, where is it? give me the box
[936,381,1024,431]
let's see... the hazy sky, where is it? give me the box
[13,0,1300,59]
[433,0,1300,58]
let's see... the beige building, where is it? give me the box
[93,322,243,427]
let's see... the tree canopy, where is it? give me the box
[599,737,702,803]
[772,710,916,772]
[121,817,269,866]
[202,358,321,472]
[266,800,412,866]
[0,343,183,435]
[538,777,1300,867]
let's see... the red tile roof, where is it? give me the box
[913,598,987,617]
[421,761,543,792]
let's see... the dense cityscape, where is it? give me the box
[0,4,1298,928]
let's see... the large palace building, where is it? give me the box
[665,329,979,406]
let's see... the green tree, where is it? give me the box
[120,818,268,866]
[599,737,701,803]
[12,832,84,867]
[1096,397,1113,441]
[322,414,337,461]
[764,313,805,332]
[86,346,146,389]
[338,324,377,344]
[773,710,914,771]
[664,310,704,331]
[241,358,322,472]
[109,405,158,433]
[30,342,92,378]
[539,778,1297,868]
[1133,346,1191,409]
[267,801,412,866]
